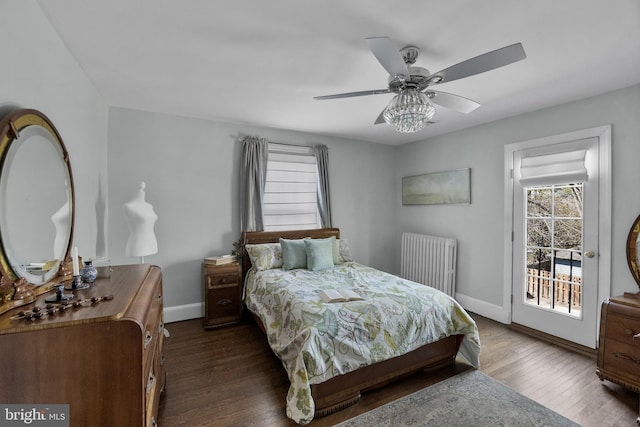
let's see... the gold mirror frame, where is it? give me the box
[0,109,75,315]
[626,214,640,290]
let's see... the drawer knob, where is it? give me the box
[144,330,153,349]
[146,372,156,395]
[217,299,232,306]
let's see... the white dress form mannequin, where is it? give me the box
[51,180,71,260]
[51,200,70,260]
[123,182,158,263]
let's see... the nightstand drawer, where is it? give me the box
[208,283,241,316]
[206,273,238,288]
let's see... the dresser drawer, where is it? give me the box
[145,363,159,427]
[605,313,640,344]
[146,324,165,427]
[137,278,164,406]
[601,337,640,381]
[142,292,163,352]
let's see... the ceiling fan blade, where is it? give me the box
[428,91,481,114]
[366,37,410,78]
[426,42,526,85]
[314,89,390,100]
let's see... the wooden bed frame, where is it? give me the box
[241,228,464,417]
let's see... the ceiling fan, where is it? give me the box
[314,37,527,133]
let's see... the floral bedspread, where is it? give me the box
[243,262,481,425]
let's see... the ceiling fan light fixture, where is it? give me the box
[383,88,436,133]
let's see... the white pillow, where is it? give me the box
[245,243,283,270]
[336,238,354,263]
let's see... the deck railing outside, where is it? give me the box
[526,269,581,315]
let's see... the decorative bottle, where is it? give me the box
[80,260,98,283]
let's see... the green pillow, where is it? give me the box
[280,238,308,270]
[305,237,335,271]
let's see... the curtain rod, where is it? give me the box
[269,141,312,148]
[243,136,327,150]
[268,141,328,151]
[268,142,329,158]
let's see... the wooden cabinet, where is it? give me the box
[203,261,243,329]
[597,293,640,424]
[0,264,165,427]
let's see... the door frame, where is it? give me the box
[503,125,611,339]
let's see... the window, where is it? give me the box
[263,143,320,231]
[524,183,583,316]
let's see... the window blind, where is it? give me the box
[519,149,588,185]
[264,144,320,231]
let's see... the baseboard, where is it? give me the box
[454,293,510,324]
[509,322,597,358]
[164,302,203,323]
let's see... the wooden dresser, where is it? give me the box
[0,264,165,427]
[597,293,640,424]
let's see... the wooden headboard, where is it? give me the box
[240,228,340,277]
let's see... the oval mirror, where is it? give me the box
[626,214,640,289]
[0,109,74,313]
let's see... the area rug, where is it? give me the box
[335,370,579,427]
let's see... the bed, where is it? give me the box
[241,228,480,425]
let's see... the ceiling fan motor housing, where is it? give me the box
[388,66,431,92]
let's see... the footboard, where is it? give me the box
[311,334,463,417]
[251,312,462,417]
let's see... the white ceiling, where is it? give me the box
[37,0,640,145]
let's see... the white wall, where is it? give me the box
[107,108,396,320]
[0,1,108,260]
[395,84,640,320]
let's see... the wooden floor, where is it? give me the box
[157,313,637,426]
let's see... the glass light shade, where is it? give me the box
[383,88,436,133]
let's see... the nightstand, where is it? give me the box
[203,261,243,329]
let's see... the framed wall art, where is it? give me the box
[402,168,471,205]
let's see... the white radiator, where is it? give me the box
[400,232,457,297]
